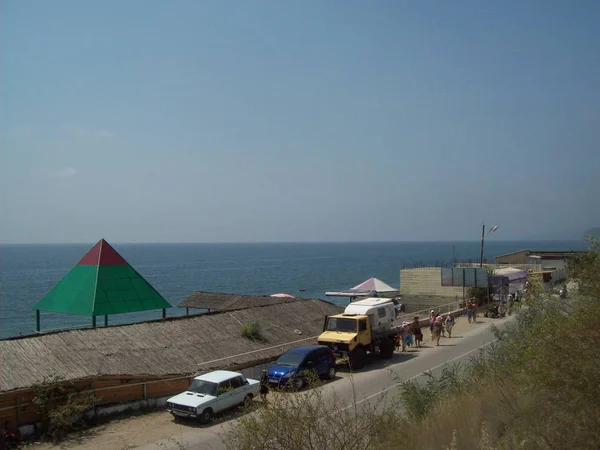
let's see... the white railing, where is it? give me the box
[393,301,464,326]
[195,335,320,372]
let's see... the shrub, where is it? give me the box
[222,375,404,450]
[395,239,600,449]
[32,376,97,440]
[240,321,265,342]
[225,242,600,450]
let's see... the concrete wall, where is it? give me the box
[495,250,529,264]
[400,268,464,297]
[540,259,568,282]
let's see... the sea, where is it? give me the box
[0,240,588,339]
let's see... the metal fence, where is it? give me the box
[399,258,488,269]
[195,335,320,374]
[393,301,464,326]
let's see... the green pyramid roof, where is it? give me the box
[33,239,172,316]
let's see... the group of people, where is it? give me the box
[395,311,456,350]
[428,310,455,346]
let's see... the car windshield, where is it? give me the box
[188,379,218,396]
[275,352,306,367]
[326,317,357,332]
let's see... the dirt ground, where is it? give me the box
[31,410,183,450]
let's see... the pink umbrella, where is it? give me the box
[270,293,296,298]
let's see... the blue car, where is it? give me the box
[267,345,337,390]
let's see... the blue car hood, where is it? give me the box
[267,363,297,378]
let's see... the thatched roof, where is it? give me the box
[0,298,341,393]
[178,291,299,311]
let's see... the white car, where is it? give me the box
[167,370,260,422]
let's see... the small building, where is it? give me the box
[492,267,529,295]
[494,249,584,283]
[398,268,467,311]
[400,268,464,298]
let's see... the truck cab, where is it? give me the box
[317,298,396,369]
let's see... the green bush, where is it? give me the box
[32,376,97,440]
[396,239,600,449]
[222,375,404,450]
[224,242,600,450]
[240,321,265,342]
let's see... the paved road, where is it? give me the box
[142,314,514,450]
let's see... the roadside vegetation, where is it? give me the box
[224,238,600,450]
[31,376,96,440]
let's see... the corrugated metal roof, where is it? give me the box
[0,298,342,393]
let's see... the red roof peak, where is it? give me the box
[77,239,127,266]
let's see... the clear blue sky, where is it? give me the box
[1,0,599,243]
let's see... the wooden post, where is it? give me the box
[36,310,40,332]
[186,307,189,316]
[162,308,166,319]
[104,315,108,327]
[92,316,96,328]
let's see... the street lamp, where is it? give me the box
[480,224,498,267]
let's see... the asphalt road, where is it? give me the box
[141,315,514,450]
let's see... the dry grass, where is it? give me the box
[224,241,600,450]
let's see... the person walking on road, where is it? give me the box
[411,316,423,348]
[429,310,436,340]
[259,369,269,402]
[400,322,411,352]
[433,316,444,346]
[445,313,455,338]
[466,302,474,323]
[437,314,445,337]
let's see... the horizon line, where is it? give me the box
[0,238,586,246]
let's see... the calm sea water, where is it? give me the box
[0,241,587,339]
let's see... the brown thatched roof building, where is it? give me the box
[178,291,298,311]
[0,297,341,393]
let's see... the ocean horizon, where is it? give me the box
[0,238,588,245]
[0,240,589,339]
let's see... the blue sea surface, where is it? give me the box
[0,241,587,339]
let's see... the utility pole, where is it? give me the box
[479,223,486,268]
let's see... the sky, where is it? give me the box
[1,0,599,243]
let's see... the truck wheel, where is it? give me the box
[349,347,366,370]
[380,339,395,359]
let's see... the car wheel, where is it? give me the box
[293,377,305,391]
[327,366,336,380]
[201,408,213,423]
[242,394,253,407]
